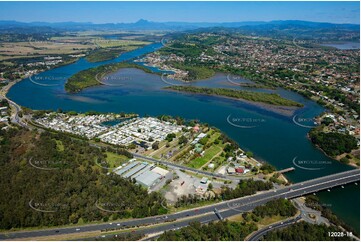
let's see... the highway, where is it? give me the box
[0,169,359,240]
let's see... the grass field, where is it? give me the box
[0,40,93,61]
[93,39,150,48]
[104,152,129,168]
[0,36,149,62]
[187,144,223,169]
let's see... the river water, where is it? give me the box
[7,43,359,232]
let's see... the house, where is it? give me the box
[227,167,236,174]
[235,168,244,173]
[193,125,200,132]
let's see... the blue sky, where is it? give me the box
[0,1,359,24]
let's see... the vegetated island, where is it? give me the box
[164,86,304,107]
[65,62,157,93]
[86,40,150,63]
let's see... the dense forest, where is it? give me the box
[157,221,257,241]
[221,179,273,200]
[165,86,303,107]
[0,127,166,229]
[261,221,353,241]
[309,128,358,157]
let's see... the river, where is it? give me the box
[7,43,359,232]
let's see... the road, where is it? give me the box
[132,153,256,181]
[0,82,27,127]
[0,169,359,240]
[247,215,302,241]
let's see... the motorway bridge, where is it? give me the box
[0,169,359,240]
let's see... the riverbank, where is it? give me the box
[6,41,359,233]
[307,131,360,168]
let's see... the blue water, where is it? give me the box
[7,43,360,232]
[319,42,360,50]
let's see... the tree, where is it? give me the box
[178,135,188,145]
[246,151,253,158]
[152,141,159,150]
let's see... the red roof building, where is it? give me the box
[235,168,244,173]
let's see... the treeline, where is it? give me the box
[261,221,353,241]
[157,221,257,241]
[309,128,358,157]
[0,127,165,229]
[221,179,273,200]
[165,86,303,107]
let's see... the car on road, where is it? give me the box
[75,228,80,231]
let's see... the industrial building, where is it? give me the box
[114,159,169,189]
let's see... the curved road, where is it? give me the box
[247,215,302,241]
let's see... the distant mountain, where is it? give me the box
[0,19,358,41]
[0,19,359,31]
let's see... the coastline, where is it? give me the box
[306,133,360,169]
